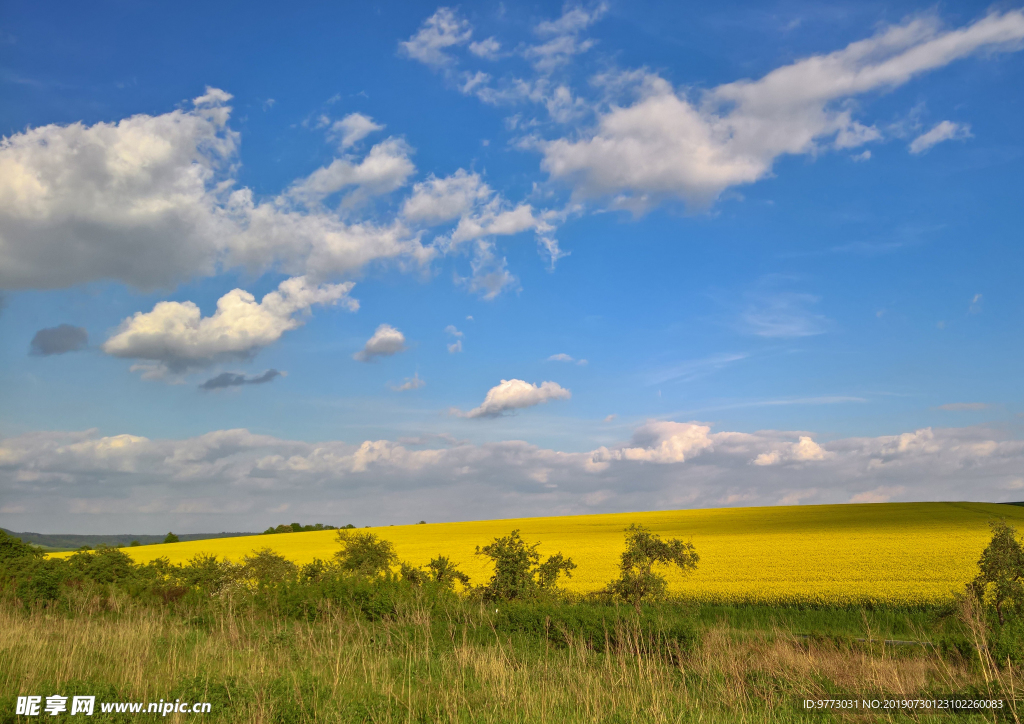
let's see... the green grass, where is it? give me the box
[0,594,1012,724]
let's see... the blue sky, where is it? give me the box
[1,0,1023,532]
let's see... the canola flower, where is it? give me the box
[54,502,1024,606]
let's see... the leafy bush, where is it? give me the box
[0,530,44,564]
[605,524,698,610]
[239,548,297,588]
[334,530,397,577]
[475,530,576,601]
[65,546,136,584]
[970,519,1024,626]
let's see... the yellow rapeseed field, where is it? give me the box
[56,502,1024,606]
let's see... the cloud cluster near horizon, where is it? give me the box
[1,422,1020,531]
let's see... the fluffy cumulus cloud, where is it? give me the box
[286,138,415,208]
[591,421,715,465]
[453,379,571,418]
[103,276,356,377]
[0,89,238,290]
[2,423,1022,532]
[753,436,834,466]
[402,169,556,254]
[353,324,407,362]
[909,120,973,154]
[541,11,1024,211]
[29,324,89,356]
[329,113,385,149]
[0,89,435,291]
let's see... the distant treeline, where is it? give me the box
[0,529,258,551]
[262,523,355,534]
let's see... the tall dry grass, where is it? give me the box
[0,595,1012,723]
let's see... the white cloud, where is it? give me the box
[591,421,714,464]
[534,4,608,36]
[525,35,596,73]
[542,11,1024,211]
[402,169,554,249]
[399,7,472,67]
[453,378,571,418]
[741,293,828,338]
[286,138,415,207]
[329,113,384,149]
[445,325,464,353]
[456,241,519,300]
[402,169,492,226]
[0,88,238,290]
[469,37,501,59]
[102,276,356,377]
[0,89,435,291]
[400,169,561,274]
[354,324,407,362]
[936,402,991,411]
[389,372,425,391]
[527,4,608,73]
[2,423,1023,531]
[548,353,588,365]
[909,120,973,154]
[753,436,835,466]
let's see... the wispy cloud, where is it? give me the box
[646,353,748,385]
[548,353,588,365]
[935,402,990,411]
[389,373,426,391]
[669,395,867,416]
[740,292,829,338]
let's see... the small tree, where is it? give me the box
[163,532,180,544]
[606,524,699,611]
[334,530,397,577]
[475,530,576,601]
[239,548,297,587]
[427,556,471,589]
[970,520,1024,625]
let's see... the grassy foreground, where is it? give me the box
[66,502,1024,606]
[0,595,1014,724]
[12,503,1024,722]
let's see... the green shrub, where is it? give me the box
[0,530,44,563]
[334,530,397,577]
[475,530,575,601]
[605,524,698,610]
